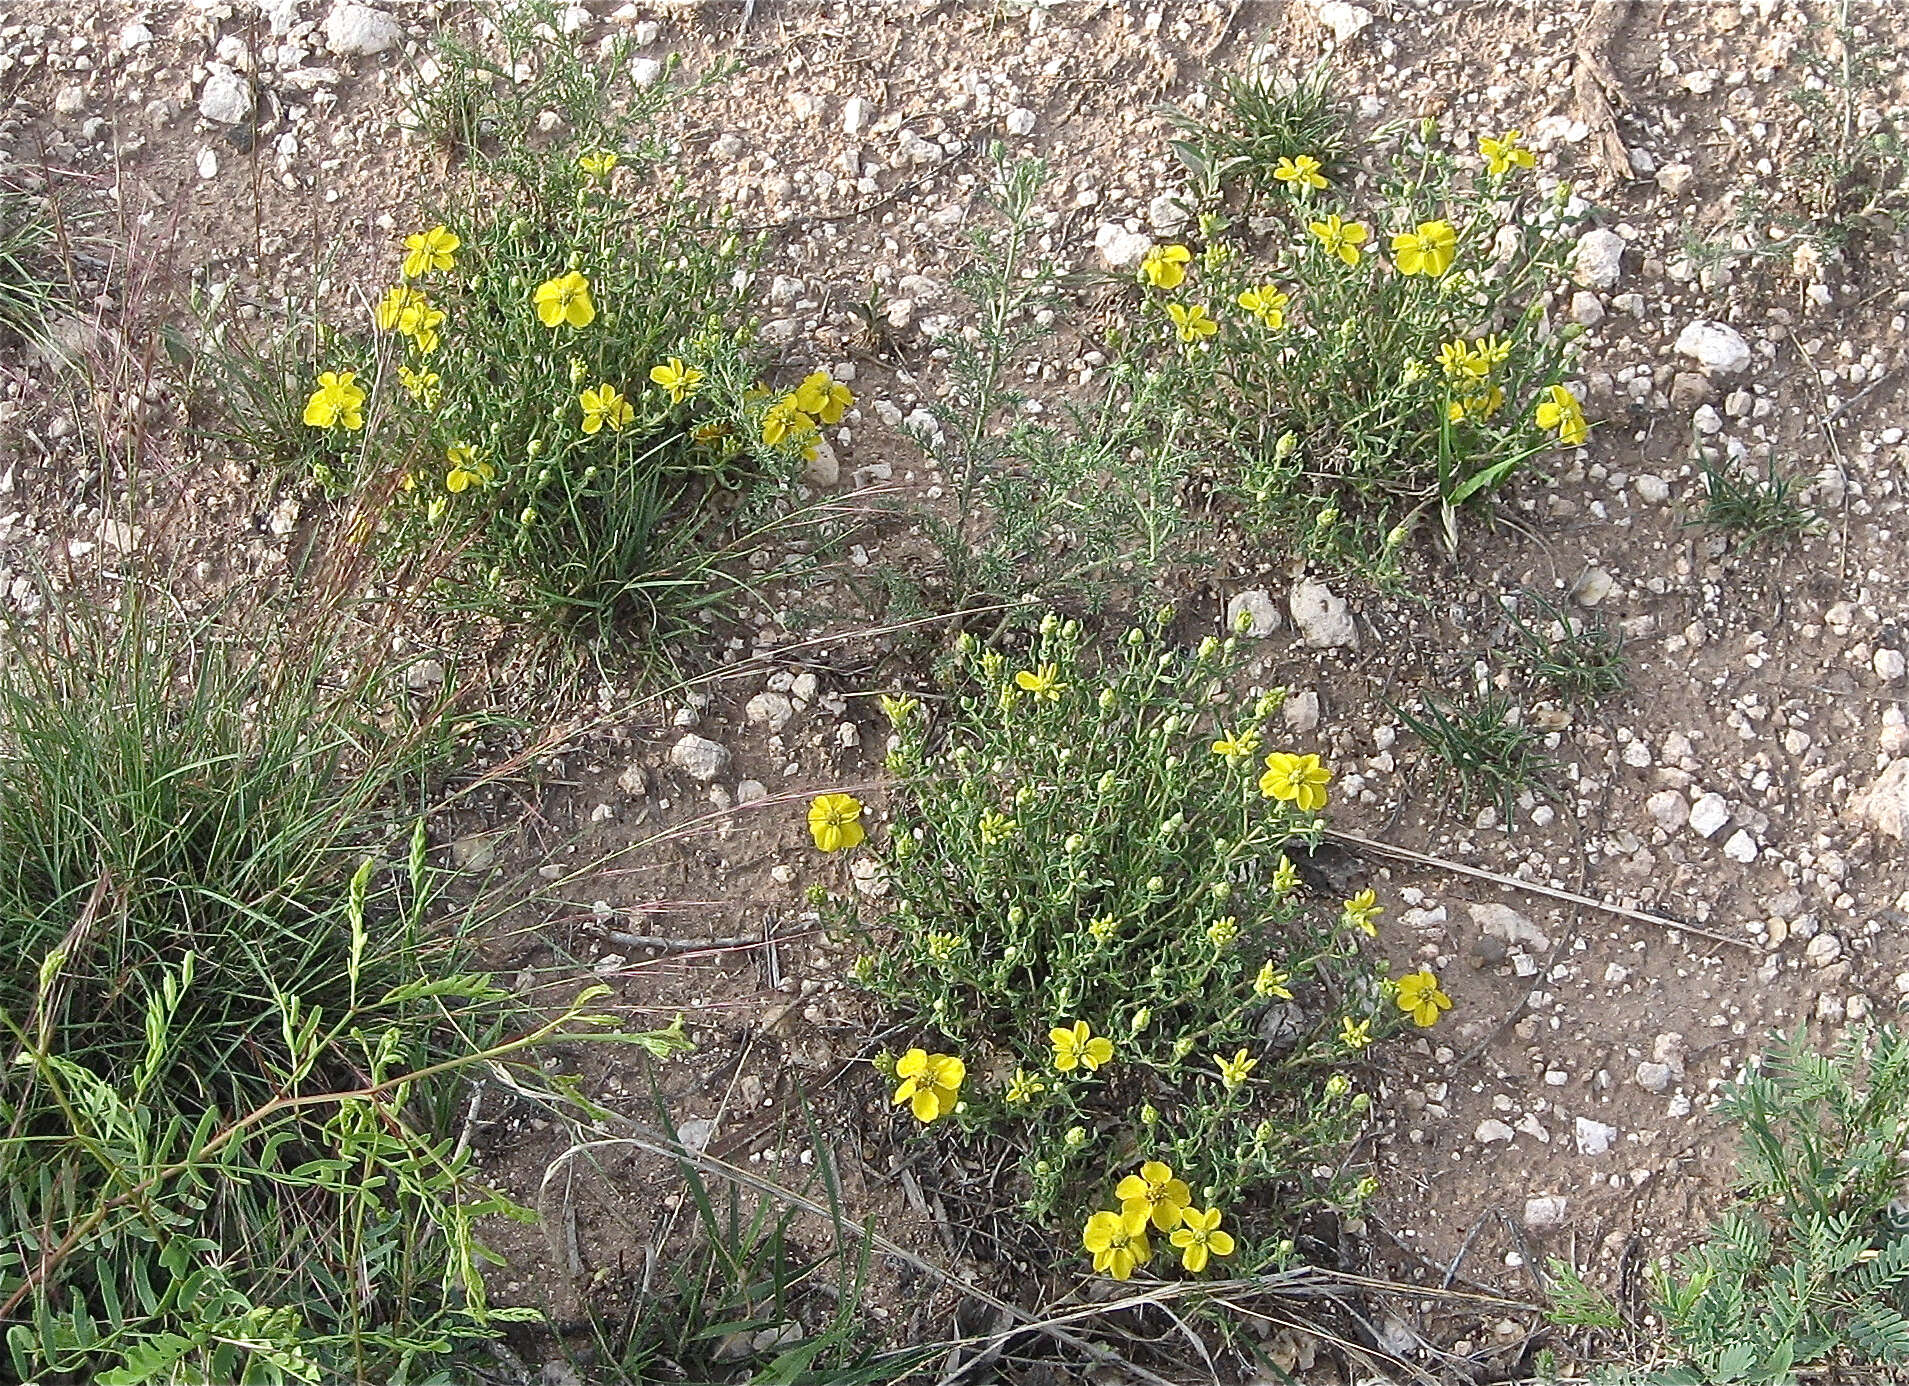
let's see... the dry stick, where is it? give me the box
[1573,0,1637,185]
[1324,829,1758,953]
[604,930,764,954]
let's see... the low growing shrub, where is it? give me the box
[829,613,1457,1279]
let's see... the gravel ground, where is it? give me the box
[5,0,1908,1374]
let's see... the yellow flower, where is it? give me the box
[1206,916,1239,949]
[1116,1161,1191,1232]
[1480,129,1535,176]
[578,149,620,180]
[396,364,440,407]
[1236,284,1289,329]
[1166,302,1217,343]
[808,793,866,852]
[1005,1068,1045,1104]
[1339,1016,1373,1050]
[978,810,1016,846]
[760,396,816,448]
[1437,337,1489,383]
[1273,154,1328,190]
[1051,1020,1114,1073]
[1253,961,1293,1000]
[1396,968,1453,1028]
[649,357,704,404]
[1140,242,1191,289]
[1390,219,1457,277]
[579,383,635,435]
[1535,383,1588,447]
[1271,856,1298,896]
[1013,663,1066,701]
[401,224,459,278]
[1216,1047,1258,1091]
[1210,727,1261,765]
[1259,751,1331,812]
[534,271,596,328]
[301,370,365,430]
[1308,214,1367,267]
[1446,386,1506,424]
[1082,1208,1150,1281]
[375,284,444,349]
[893,1048,964,1122]
[1471,334,1512,370]
[1341,889,1383,937]
[792,370,854,424]
[1169,1206,1235,1273]
[443,442,495,493]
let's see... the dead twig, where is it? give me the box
[1325,829,1758,953]
[1573,0,1637,185]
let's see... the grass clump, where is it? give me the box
[1395,690,1554,822]
[1694,453,1820,550]
[1508,590,1626,703]
[0,582,631,1381]
[887,152,1198,620]
[831,613,1451,1277]
[1166,64,1350,203]
[0,188,61,345]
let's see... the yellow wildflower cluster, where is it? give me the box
[1437,333,1511,424]
[1082,1161,1234,1279]
[760,369,853,458]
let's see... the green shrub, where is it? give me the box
[1166,63,1351,205]
[1645,1026,1909,1383]
[1141,115,1587,567]
[0,581,633,1381]
[834,613,1453,1277]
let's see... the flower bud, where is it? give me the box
[1064,1126,1088,1148]
[1130,1008,1152,1033]
[1324,1074,1350,1099]
[1145,876,1165,894]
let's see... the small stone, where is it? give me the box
[120,20,155,51]
[1722,829,1758,863]
[617,763,649,796]
[1848,759,1909,839]
[1312,0,1374,42]
[841,96,869,135]
[324,2,403,56]
[199,67,254,124]
[196,147,221,179]
[1468,901,1551,953]
[1805,932,1843,968]
[405,658,445,691]
[1675,319,1753,374]
[1688,793,1730,839]
[803,436,839,487]
[1634,473,1671,504]
[1005,106,1036,136]
[1874,648,1905,682]
[676,1117,716,1154]
[669,733,730,782]
[1093,221,1152,270]
[1573,1117,1617,1156]
[746,691,794,732]
[1145,190,1189,235]
[1571,228,1626,290]
[1646,790,1690,833]
[1571,567,1614,607]
[1570,291,1605,326]
[1635,1061,1673,1094]
[1283,690,1321,735]
[629,56,664,88]
[1289,578,1357,649]
[1476,1119,1516,1144]
[736,779,768,805]
[1656,162,1695,196]
[1523,1194,1569,1229]
[1669,371,1715,410]
[451,834,497,872]
[1225,588,1283,638]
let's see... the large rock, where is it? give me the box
[198,67,254,124]
[1571,228,1625,290]
[1289,579,1357,649]
[324,2,402,56]
[1093,221,1151,271]
[1849,758,1909,839]
[1675,319,1752,374]
[669,733,730,783]
[1225,589,1282,638]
